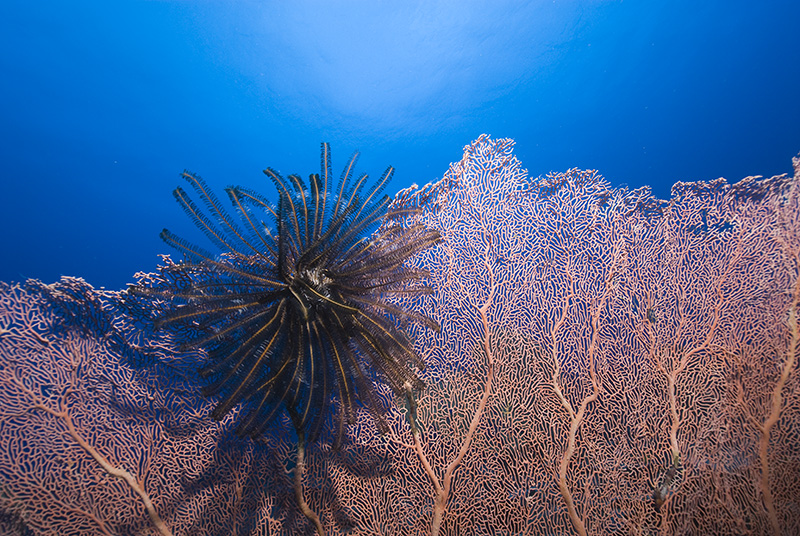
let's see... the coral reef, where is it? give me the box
[1,136,799,535]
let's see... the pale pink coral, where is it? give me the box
[1,137,798,535]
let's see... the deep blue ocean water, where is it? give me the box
[1,0,798,290]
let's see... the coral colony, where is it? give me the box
[1,136,799,535]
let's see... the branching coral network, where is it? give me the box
[1,136,799,535]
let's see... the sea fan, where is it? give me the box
[131,144,440,440]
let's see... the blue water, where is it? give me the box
[1,0,798,290]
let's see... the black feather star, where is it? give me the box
[132,143,440,441]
